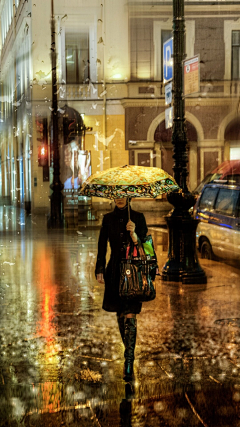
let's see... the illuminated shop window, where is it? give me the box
[230,146,240,160]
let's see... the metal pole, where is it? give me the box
[47,0,64,228]
[161,0,207,284]
[172,0,188,191]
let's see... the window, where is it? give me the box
[1,0,13,45]
[232,31,240,80]
[130,24,176,81]
[65,32,90,84]
[131,150,156,167]
[153,20,194,81]
[137,151,152,167]
[161,30,173,81]
[215,189,239,216]
[130,19,153,80]
[199,187,219,210]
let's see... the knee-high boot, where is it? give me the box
[117,315,125,345]
[123,318,137,381]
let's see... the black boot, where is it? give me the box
[123,318,137,382]
[117,315,125,345]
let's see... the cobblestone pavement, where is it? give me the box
[1,206,240,426]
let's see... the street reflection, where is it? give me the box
[36,250,58,352]
[119,383,134,427]
[167,285,206,390]
[1,219,240,425]
[33,246,63,415]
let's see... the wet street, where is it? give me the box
[1,206,240,426]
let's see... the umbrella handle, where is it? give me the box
[128,197,130,221]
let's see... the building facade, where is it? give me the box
[125,1,240,192]
[0,0,240,213]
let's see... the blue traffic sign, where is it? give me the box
[163,37,173,83]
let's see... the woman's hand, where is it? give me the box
[97,273,105,284]
[126,220,138,244]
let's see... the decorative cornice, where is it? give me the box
[121,97,235,108]
[186,98,236,107]
[198,140,224,148]
[128,3,240,16]
[121,98,165,108]
[130,12,240,19]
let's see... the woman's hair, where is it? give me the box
[114,197,131,202]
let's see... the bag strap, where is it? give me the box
[126,238,147,261]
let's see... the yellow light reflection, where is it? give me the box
[35,249,62,413]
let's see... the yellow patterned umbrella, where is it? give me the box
[80,165,178,199]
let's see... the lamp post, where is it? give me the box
[47,0,64,228]
[161,0,207,284]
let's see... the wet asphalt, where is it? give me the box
[1,206,240,426]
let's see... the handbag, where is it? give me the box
[119,236,157,302]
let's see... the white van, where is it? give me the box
[194,182,240,261]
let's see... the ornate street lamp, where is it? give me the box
[47,0,64,228]
[161,0,207,284]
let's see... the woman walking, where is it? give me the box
[95,197,148,381]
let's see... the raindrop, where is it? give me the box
[100,90,107,97]
[75,391,85,400]
[154,401,166,412]
[233,392,240,402]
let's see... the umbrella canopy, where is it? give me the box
[80,165,178,199]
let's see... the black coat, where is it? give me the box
[95,206,148,313]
